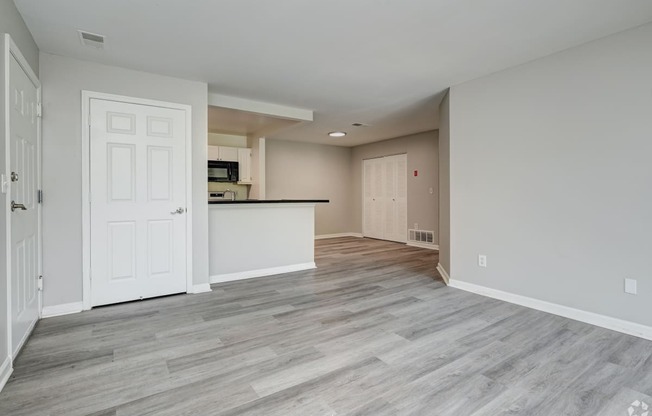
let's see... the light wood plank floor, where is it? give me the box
[1,237,651,415]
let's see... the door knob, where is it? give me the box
[10,172,18,182]
[170,207,185,215]
[11,201,27,212]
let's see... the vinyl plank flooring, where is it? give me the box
[1,237,650,415]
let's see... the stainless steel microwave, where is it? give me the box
[208,160,239,182]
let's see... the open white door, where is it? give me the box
[89,98,188,307]
[6,37,41,356]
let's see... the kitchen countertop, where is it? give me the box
[208,199,329,204]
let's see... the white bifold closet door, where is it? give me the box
[363,154,407,243]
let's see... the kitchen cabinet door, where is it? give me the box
[238,147,252,184]
[207,145,220,160]
[219,146,239,162]
[207,145,238,161]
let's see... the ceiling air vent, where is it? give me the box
[78,30,105,49]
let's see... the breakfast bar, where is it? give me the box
[208,200,329,283]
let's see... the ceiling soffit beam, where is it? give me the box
[208,93,313,122]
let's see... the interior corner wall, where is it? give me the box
[0,0,38,72]
[265,139,352,235]
[438,92,450,274]
[39,52,208,309]
[351,131,439,241]
[450,23,652,327]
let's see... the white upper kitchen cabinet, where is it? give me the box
[207,145,238,162]
[238,147,253,184]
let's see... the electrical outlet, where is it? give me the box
[478,255,487,268]
[624,278,637,295]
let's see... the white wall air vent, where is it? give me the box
[408,229,435,244]
[78,30,105,49]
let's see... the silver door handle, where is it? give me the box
[11,201,27,212]
[170,207,185,215]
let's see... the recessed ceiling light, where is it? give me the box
[328,131,346,137]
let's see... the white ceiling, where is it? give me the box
[15,0,652,146]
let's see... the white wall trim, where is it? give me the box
[436,263,450,285]
[315,233,363,240]
[210,262,316,284]
[12,317,37,356]
[42,302,84,318]
[81,91,193,310]
[449,279,652,341]
[407,242,440,250]
[190,283,212,294]
[0,356,12,393]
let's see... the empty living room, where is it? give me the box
[1,1,652,415]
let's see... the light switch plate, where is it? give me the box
[625,278,637,295]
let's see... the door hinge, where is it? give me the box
[36,102,42,118]
[38,275,43,291]
[0,174,7,194]
[37,189,43,204]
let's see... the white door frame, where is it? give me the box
[81,91,193,311]
[3,34,42,357]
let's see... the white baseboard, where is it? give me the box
[42,302,84,318]
[210,262,317,284]
[0,356,12,393]
[449,279,652,341]
[407,242,440,250]
[189,283,212,294]
[315,233,363,240]
[436,263,450,285]
[13,317,38,357]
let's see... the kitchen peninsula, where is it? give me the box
[208,200,329,283]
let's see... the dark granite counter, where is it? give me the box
[208,199,329,204]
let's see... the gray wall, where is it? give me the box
[450,23,652,326]
[0,0,39,370]
[266,139,353,235]
[0,0,38,71]
[351,131,439,240]
[39,52,208,308]
[438,92,450,274]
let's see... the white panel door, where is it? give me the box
[362,154,407,243]
[383,156,397,241]
[90,99,187,307]
[394,154,408,243]
[363,158,383,239]
[9,53,40,356]
[384,154,407,243]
